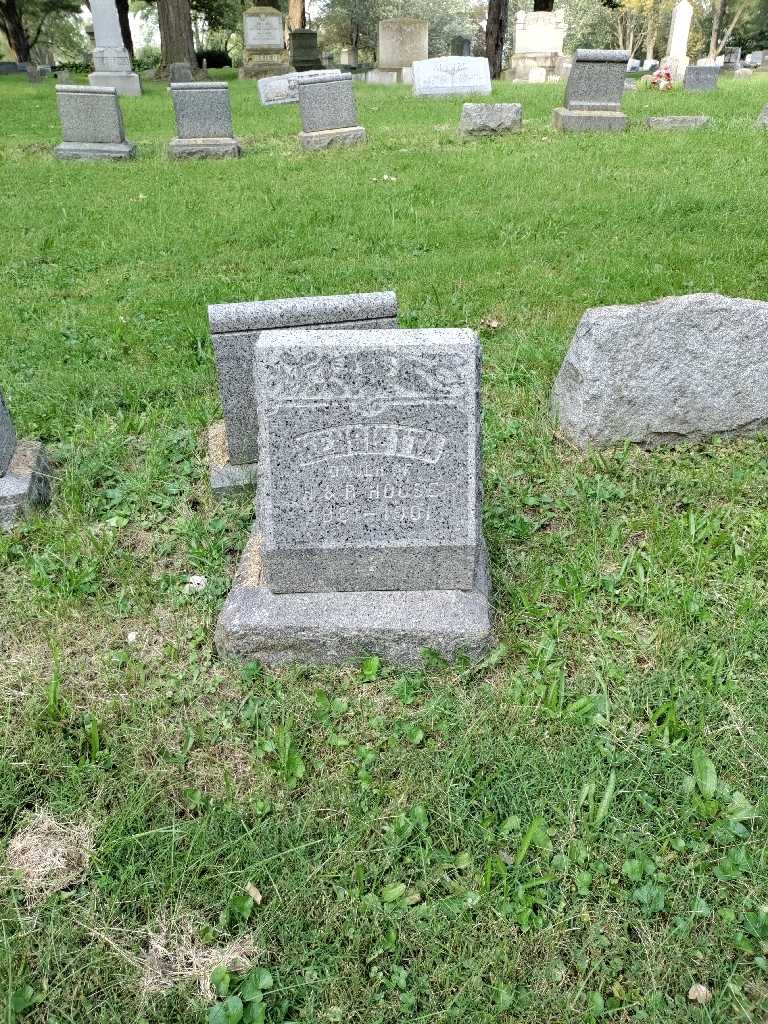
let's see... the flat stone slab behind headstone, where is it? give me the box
[412,56,492,96]
[0,390,16,475]
[551,293,768,449]
[215,529,492,668]
[0,440,52,531]
[209,290,399,471]
[646,115,711,129]
[459,102,522,136]
[255,327,482,594]
[258,69,344,105]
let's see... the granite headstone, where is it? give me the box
[684,64,718,90]
[297,75,366,149]
[54,84,136,160]
[215,327,492,667]
[458,102,522,136]
[552,48,629,131]
[169,82,241,157]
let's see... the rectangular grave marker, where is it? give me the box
[254,328,481,594]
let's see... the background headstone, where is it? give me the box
[684,64,718,90]
[450,36,472,57]
[169,82,241,157]
[662,0,693,80]
[551,293,768,449]
[553,49,628,131]
[240,6,290,79]
[758,104,768,126]
[412,56,492,96]
[289,29,323,71]
[88,0,141,95]
[54,84,136,160]
[169,62,194,82]
[339,46,358,67]
[369,18,428,83]
[297,76,365,149]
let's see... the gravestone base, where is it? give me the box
[216,531,492,667]
[365,68,401,84]
[299,125,366,150]
[240,58,291,80]
[54,140,137,160]
[88,70,142,96]
[552,107,627,132]
[169,137,242,158]
[0,440,52,531]
[208,420,257,500]
[646,115,710,130]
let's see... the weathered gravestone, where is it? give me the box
[169,61,194,82]
[54,84,136,160]
[0,61,19,74]
[0,388,52,531]
[684,64,718,90]
[646,115,710,129]
[207,291,399,498]
[552,49,629,132]
[758,104,768,126]
[258,68,342,106]
[240,6,290,79]
[168,82,241,157]
[551,294,768,449]
[289,29,323,71]
[451,36,472,57]
[215,327,492,667]
[297,75,365,149]
[459,102,522,137]
[412,57,492,97]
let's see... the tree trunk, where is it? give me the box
[485,0,508,78]
[0,0,31,62]
[288,0,305,31]
[709,0,726,56]
[645,21,656,61]
[114,0,134,57]
[158,0,196,67]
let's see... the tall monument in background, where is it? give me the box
[88,0,141,96]
[663,0,694,79]
[505,0,567,81]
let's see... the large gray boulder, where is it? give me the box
[551,293,768,449]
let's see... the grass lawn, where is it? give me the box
[1,69,768,1023]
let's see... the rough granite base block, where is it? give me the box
[0,440,52,531]
[299,126,366,150]
[54,141,136,160]
[215,531,493,667]
[552,107,628,132]
[646,115,711,130]
[169,138,242,158]
[208,420,257,500]
[88,70,142,96]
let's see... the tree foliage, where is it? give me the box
[0,0,80,61]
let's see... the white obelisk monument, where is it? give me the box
[663,0,694,80]
[88,0,141,96]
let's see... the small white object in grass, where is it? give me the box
[688,983,712,1005]
[183,574,207,594]
[126,631,138,644]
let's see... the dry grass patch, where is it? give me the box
[5,811,93,903]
